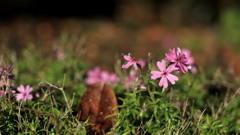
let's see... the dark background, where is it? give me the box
[0,0,239,23]
[0,0,116,19]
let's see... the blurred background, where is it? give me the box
[1,0,240,74]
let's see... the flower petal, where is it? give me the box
[27,94,33,100]
[26,85,33,93]
[122,62,132,69]
[191,66,198,74]
[178,63,188,73]
[17,85,25,93]
[133,63,138,70]
[140,86,146,89]
[164,54,176,62]
[150,71,162,79]
[159,77,168,88]
[177,47,182,56]
[157,60,166,71]
[166,65,179,73]
[166,74,178,85]
[123,55,132,61]
[16,93,23,101]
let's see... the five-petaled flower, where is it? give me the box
[150,60,179,88]
[15,85,33,102]
[122,53,139,70]
[165,48,191,73]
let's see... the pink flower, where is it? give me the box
[35,93,40,98]
[86,66,102,85]
[124,71,137,87]
[0,90,5,96]
[164,48,191,73]
[86,66,120,85]
[182,49,198,74]
[100,71,120,85]
[182,49,194,65]
[122,54,138,70]
[15,85,33,102]
[140,85,146,89]
[138,58,147,69]
[150,60,179,88]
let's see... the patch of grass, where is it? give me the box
[0,36,240,135]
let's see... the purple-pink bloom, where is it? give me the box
[35,93,40,98]
[182,49,194,65]
[15,85,33,102]
[86,66,120,85]
[86,66,102,85]
[138,58,147,69]
[100,71,120,85]
[165,48,191,73]
[140,85,147,89]
[122,54,138,70]
[150,60,179,88]
[182,49,198,74]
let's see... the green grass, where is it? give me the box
[0,37,240,135]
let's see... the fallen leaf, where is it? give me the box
[77,82,118,134]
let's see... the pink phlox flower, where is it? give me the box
[182,49,198,74]
[86,66,120,85]
[190,66,198,74]
[124,71,137,87]
[150,60,179,88]
[86,66,102,85]
[0,90,5,96]
[138,58,147,69]
[15,85,33,102]
[0,68,2,74]
[140,85,146,89]
[122,53,138,70]
[35,93,40,98]
[100,71,120,85]
[165,48,191,73]
[182,49,194,65]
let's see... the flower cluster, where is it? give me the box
[0,65,40,102]
[122,48,197,89]
[86,66,120,85]
[0,65,15,87]
[121,53,148,88]
[122,53,146,70]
